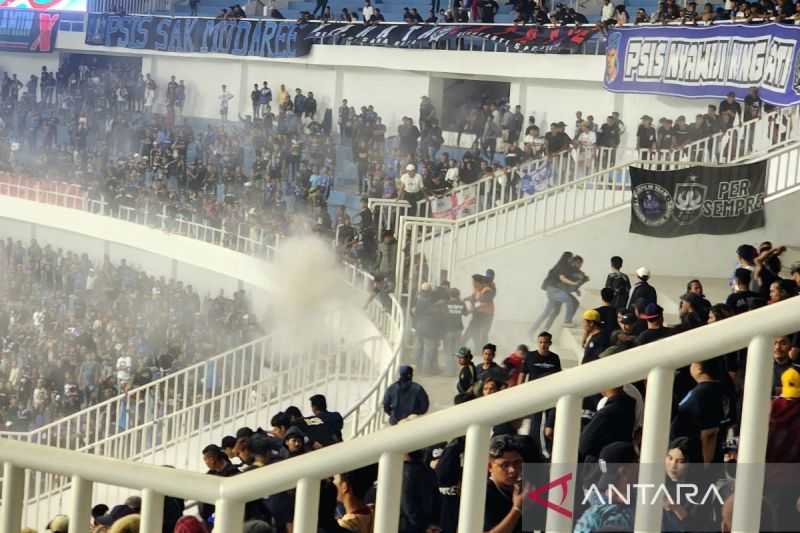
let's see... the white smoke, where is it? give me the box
[261,235,365,347]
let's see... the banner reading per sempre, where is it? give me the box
[604,23,800,106]
[629,160,767,238]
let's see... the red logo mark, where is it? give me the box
[527,472,573,518]
[31,13,60,52]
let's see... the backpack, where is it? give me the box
[608,272,631,309]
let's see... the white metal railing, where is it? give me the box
[0,174,280,259]
[2,295,798,532]
[414,105,800,221]
[0,187,406,529]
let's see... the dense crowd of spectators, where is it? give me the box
[23,239,800,532]
[601,0,800,25]
[0,238,259,433]
[0,59,339,251]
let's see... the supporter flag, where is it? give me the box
[629,161,767,237]
[521,163,552,195]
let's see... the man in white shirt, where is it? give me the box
[116,352,133,391]
[399,163,425,215]
[219,84,234,123]
[362,0,374,21]
[601,0,615,22]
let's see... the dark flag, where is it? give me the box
[629,161,767,238]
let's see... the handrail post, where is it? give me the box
[1,463,24,532]
[140,488,165,533]
[213,498,245,532]
[634,366,675,532]
[456,424,492,533]
[68,475,93,533]
[546,394,581,533]
[374,451,404,533]
[732,334,773,532]
[293,477,321,533]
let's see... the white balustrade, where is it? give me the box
[1,296,798,531]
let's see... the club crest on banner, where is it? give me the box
[632,182,672,227]
[673,177,707,226]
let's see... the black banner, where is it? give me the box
[85,14,311,58]
[303,22,598,53]
[85,14,598,57]
[0,9,60,53]
[629,161,767,238]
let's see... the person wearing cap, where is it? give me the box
[628,266,657,309]
[764,366,800,525]
[598,311,639,358]
[455,347,477,394]
[581,309,609,365]
[573,442,637,532]
[635,303,671,346]
[484,435,526,533]
[636,115,657,156]
[399,161,424,213]
[383,365,430,425]
[414,282,443,374]
[47,515,69,533]
[242,435,292,525]
[284,426,307,456]
[674,291,709,333]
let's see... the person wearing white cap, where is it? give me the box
[399,163,425,215]
[627,266,658,309]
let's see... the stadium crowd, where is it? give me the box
[22,238,800,532]
[0,238,259,432]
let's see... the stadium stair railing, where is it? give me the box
[2,295,798,532]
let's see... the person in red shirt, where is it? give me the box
[765,365,800,526]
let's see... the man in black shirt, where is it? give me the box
[200,444,240,526]
[484,435,525,533]
[522,332,562,382]
[670,359,732,463]
[705,105,721,135]
[521,332,561,453]
[719,91,742,124]
[656,118,675,151]
[309,394,343,443]
[635,304,672,346]
[595,288,619,338]
[578,386,636,461]
[726,268,759,314]
[744,86,763,122]
[456,347,477,394]
[636,115,656,154]
[597,115,621,165]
